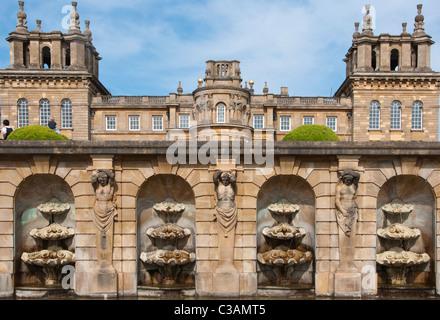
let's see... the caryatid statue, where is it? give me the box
[91,169,117,270]
[335,169,360,237]
[213,170,238,272]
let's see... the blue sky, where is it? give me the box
[1,0,439,97]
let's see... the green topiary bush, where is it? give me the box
[282,124,340,141]
[7,125,69,140]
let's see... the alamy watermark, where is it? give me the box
[61,4,73,30]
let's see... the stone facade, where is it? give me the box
[1,2,440,299]
[0,141,439,298]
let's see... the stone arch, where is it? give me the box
[256,174,315,289]
[136,174,196,288]
[14,174,76,288]
[376,174,435,288]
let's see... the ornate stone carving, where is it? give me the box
[262,223,306,240]
[91,169,117,237]
[146,224,191,240]
[381,200,414,215]
[37,199,71,216]
[16,1,27,30]
[30,223,75,241]
[377,224,421,241]
[335,169,360,237]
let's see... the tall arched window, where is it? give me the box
[61,99,73,129]
[42,47,51,69]
[412,101,423,130]
[369,100,380,130]
[39,99,51,126]
[390,49,399,71]
[390,100,401,130]
[17,99,29,128]
[217,104,225,123]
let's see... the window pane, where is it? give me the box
[369,101,380,130]
[152,115,163,130]
[129,115,140,130]
[61,99,72,129]
[326,116,337,131]
[217,104,225,123]
[253,115,264,129]
[39,99,51,126]
[390,101,401,130]
[106,115,116,130]
[303,116,314,125]
[179,114,190,128]
[18,99,29,128]
[412,101,423,130]
[280,116,291,131]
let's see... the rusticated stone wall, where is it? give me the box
[0,141,440,298]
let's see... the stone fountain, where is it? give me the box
[21,199,75,287]
[376,199,430,285]
[257,201,313,286]
[140,201,196,285]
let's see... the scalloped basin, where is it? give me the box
[257,248,313,267]
[377,223,421,241]
[262,223,306,240]
[376,247,430,267]
[140,249,195,266]
[30,223,75,241]
[21,249,75,267]
[146,223,191,240]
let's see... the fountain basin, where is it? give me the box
[377,223,421,241]
[267,202,300,216]
[140,249,195,266]
[376,247,430,266]
[262,223,306,240]
[30,223,75,241]
[146,223,191,240]
[257,247,313,267]
[37,199,71,216]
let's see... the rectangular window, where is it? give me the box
[253,114,264,129]
[106,115,117,131]
[326,116,337,131]
[303,116,314,125]
[18,100,29,128]
[280,116,291,131]
[129,115,140,131]
[61,100,73,129]
[390,101,401,130]
[152,115,163,131]
[217,104,226,123]
[179,114,190,128]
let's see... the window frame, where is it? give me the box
[39,99,51,126]
[279,116,291,132]
[17,99,29,128]
[390,100,402,130]
[217,104,226,123]
[129,115,140,131]
[369,100,381,130]
[152,115,164,131]
[326,116,338,132]
[303,116,314,125]
[61,99,73,129]
[179,114,190,129]
[105,115,117,131]
[411,101,423,131]
[253,114,264,129]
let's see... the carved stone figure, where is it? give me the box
[91,169,117,271]
[69,1,80,32]
[362,4,372,31]
[16,1,27,29]
[213,170,237,271]
[335,169,360,237]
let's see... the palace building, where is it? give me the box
[1,2,440,300]
[0,2,439,142]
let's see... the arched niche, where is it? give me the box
[14,174,75,288]
[376,175,435,288]
[256,175,315,289]
[137,174,196,287]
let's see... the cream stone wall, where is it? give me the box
[0,142,439,298]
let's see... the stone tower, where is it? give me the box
[0,1,109,140]
[336,4,440,142]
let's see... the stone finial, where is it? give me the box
[16,1,28,31]
[413,4,425,36]
[263,81,269,94]
[362,4,373,35]
[36,19,42,32]
[84,20,92,39]
[401,22,410,36]
[177,81,183,94]
[69,1,80,33]
[353,22,360,38]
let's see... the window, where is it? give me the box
[369,101,380,130]
[61,99,72,129]
[129,115,140,131]
[326,116,337,131]
[412,101,423,130]
[280,116,291,131]
[303,116,314,125]
[217,104,226,123]
[253,114,264,129]
[390,100,401,130]
[390,49,399,71]
[179,114,190,129]
[106,115,117,131]
[42,47,51,69]
[39,99,51,126]
[18,99,29,128]
[152,115,163,131]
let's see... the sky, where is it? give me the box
[0,0,439,97]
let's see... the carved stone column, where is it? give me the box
[334,156,362,297]
[211,168,240,296]
[88,155,118,297]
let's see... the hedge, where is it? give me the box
[7,125,69,140]
[282,124,340,141]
